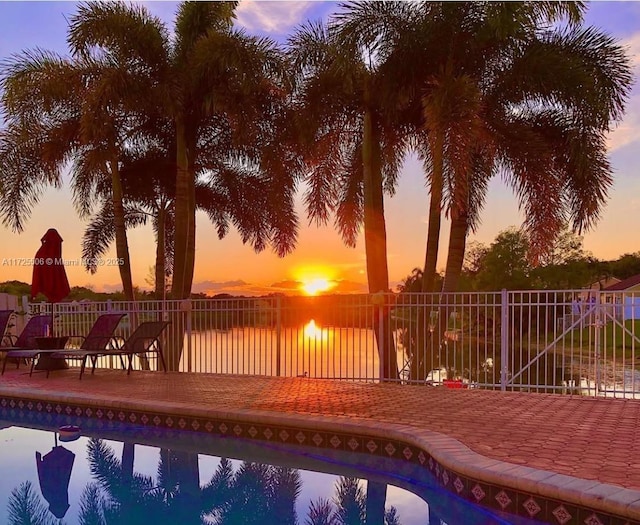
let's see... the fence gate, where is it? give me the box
[504,291,639,398]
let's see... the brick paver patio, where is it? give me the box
[1,367,639,521]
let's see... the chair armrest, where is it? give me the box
[111,336,125,350]
[83,335,124,351]
[3,334,18,345]
[64,335,87,348]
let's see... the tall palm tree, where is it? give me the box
[289,12,412,380]
[65,2,298,303]
[347,1,631,379]
[436,3,633,293]
[0,45,147,300]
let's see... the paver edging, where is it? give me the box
[1,385,639,525]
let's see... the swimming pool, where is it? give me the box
[0,414,542,525]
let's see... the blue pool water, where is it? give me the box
[0,414,542,525]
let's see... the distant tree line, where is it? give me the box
[398,226,640,292]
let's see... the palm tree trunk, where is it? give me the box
[362,90,398,381]
[109,159,135,301]
[168,119,192,371]
[421,133,445,294]
[442,208,469,293]
[171,119,192,301]
[408,134,445,382]
[155,207,166,299]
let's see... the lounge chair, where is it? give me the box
[50,320,169,379]
[2,312,126,377]
[0,310,14,346]
[0,314,52,355]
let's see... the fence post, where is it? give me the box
[594,293,602,397]
[501,289,509,391]
[276,295,282,377]
[378,303,384,381]
[186,300,192,373]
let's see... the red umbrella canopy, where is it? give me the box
[31,229,71,302]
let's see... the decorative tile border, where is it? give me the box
[1,393,638,525]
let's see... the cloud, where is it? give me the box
[192,279,251,295]
[606,31,640,152]
[94,283,123,294]
[270,279,302,290]
[270,279,367,294]
[331,280,367,293]
[235,1,315,34]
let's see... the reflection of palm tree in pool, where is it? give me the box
[85,440,300,524]
[306,477,401,525]
[85,440,231,524]
[7,444,400,525]
[216,461,301,524]
[7,481,58,525]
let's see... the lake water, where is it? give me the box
[176,324,405,379]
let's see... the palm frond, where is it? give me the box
[78,483,108,525]
[7,481,57,525]
[82,200,147,273]
[174,1,237,60]
[68,1,170,71]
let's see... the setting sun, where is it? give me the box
[301,278,333,296]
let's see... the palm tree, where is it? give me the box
[0,43,147,300]
[436,3,632,293]
[65,2,298,303]
[346,1,631,379]
[289,10,412,380]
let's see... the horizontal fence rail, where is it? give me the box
[21,290,639,397]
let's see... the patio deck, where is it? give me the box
[1,367,639,524]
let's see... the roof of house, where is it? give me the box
[588,276,621,290]
[603,273,640,291]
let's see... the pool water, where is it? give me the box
[0,415,542,525]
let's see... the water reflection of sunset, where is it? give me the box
[303,319,325,340]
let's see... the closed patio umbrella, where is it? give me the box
[31,229,71,370]
[31,228,70,304]
[35,445,75,519]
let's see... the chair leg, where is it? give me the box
[80,356,87,380]
[30,356,37,377]
[127,354,134,375]
[1,356,7,375]
[158,348,167,372]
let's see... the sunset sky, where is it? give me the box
[0,1,639,296]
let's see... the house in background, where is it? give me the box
[603,273,640,320]
[603,273,640,293]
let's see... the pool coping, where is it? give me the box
[1,382,639,525]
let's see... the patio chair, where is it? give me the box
[50,320,169,379]
[0,314,52,355]
[2,313,126,377]
[0,310,14,346]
